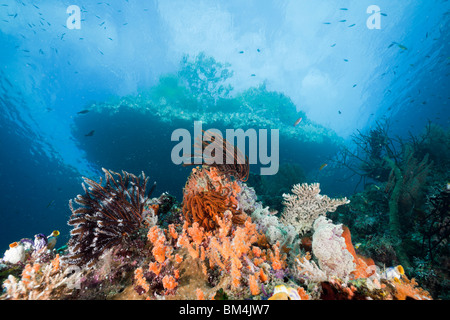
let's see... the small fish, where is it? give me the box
[294,117,302,127]
[355,243,361,249]
[397,43,407,50]
[319,163,328,171]
[339,20,346,22]
[343,59,348,62]
[77,109,90,114]
[47,230,60,250]
[338,110,341,114]
[99,21,105,26]
[331,43,336,47]
[46,200,55,208]
[340,8,348,10]
[348,23,356,27]
[239,51,244,54]
[353,84,357,87]
[99,50,104,55]
[380,13,387,17]
[257,48,260,52]
[382,265,404,281]
[85,130,95,137]
[251,74,255,77]
[323,22,331,25]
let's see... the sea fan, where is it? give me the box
[64,168,156,268]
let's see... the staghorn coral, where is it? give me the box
[280,183,349,236]
[64,168,156,268]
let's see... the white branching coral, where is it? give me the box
[311,216,355,281]
[280,183,349,235]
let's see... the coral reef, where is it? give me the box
[1,161,434,300]
[333,121,449,298]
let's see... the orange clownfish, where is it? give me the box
[294,117,302,127]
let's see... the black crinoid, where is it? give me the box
[65,168,156,268]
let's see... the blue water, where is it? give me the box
[0,0,448,251]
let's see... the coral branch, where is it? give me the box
[280,183,349,235]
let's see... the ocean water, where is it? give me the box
[0,0,448,267]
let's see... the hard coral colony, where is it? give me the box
[0,150,433,300]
